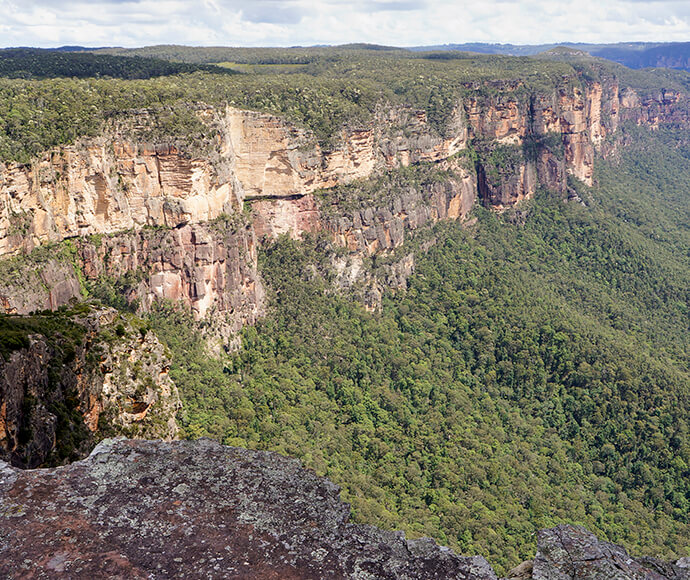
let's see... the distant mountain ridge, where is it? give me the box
[409,42,690,71]
[62,41,690,72]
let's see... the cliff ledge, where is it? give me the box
[1,438,687,579]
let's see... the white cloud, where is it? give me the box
[0,0,688,47]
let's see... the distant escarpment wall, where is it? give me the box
[0,78,686,333]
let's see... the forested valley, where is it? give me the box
[0,46,688,575]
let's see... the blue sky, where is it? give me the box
[0,0,688,48]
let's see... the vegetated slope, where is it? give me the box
[0,48,231,80]
[148,126,690,574]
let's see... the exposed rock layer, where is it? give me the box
[0,221,265,349]
[0,308,180,468]
[0,78,688,333]
[1,81,686,257]
[529,525,690,580]
[0,438,496,579]
[0,439,687,579]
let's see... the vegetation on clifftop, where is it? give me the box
[1,46,688,162]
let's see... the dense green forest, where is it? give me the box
[2,46,687,163]
[0,48,231,80]
[140,127,690,573]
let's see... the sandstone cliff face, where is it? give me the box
[618,88,688,127]
[0,221,265,351]
[323,168,476,255]
[78,221,264,330]
[0,79,685,259]
[0,254,82,315]
[1,438,688,579]
[0,76,687,333]
[0,140,238,257]
[0,102,469,260]
[252,162,476,250]
[223,104,468,202]
[0,307,180,468]
[468,79,621,205]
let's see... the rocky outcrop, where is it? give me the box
[78,221,264,330]
[325,167,475,254]
[224,104,468,202]
[0,253,83,315]
[0,308,180,468]
[528,524,690,580]
[618,88,689,128]
[0,438,497,579]
[0,139,239,257]
[1,439,687,579]
[468,79,621,204]
[0,221,265,350]
[252,161,476,249]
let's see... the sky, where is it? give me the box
[0,0,688,49]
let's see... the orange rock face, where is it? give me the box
[0,78,687,337]
[0,307,180,468]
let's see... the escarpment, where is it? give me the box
[0,140,238,257]
[0,76,687,332]
[1,438,688,579]
[0,222,264,339]
[0,307,180,468]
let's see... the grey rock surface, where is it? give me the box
[0,438,495,579]
[532,525,690,580]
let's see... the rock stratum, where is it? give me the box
[0,77,687,339]
[0,438,687,580]
[2,81,685,255]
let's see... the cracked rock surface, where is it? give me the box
[0,438,495,579]
[1,438,688,579]
[531,525,690,580]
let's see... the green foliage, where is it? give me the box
[150,127,690,573]
[2,46,686,163]
[0,48,233,80]
[0,308,87,362]
[477,141,525,184]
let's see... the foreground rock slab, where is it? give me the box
[0,438,495,579]
[1,438,688,579]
